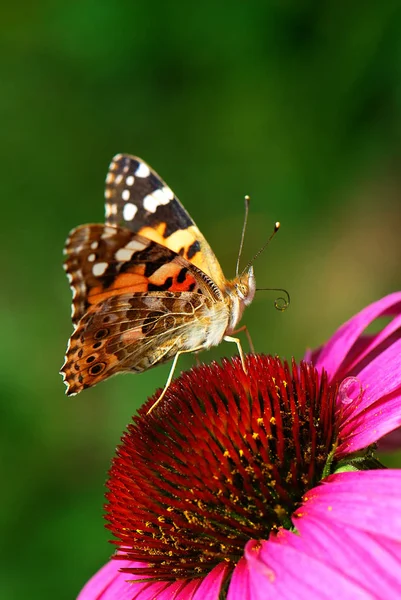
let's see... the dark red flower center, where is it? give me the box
[105,355,338,581]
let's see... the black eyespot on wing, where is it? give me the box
[94,328,109,340]
[90,363,105,375]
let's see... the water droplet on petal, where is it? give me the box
[338,376,363,405]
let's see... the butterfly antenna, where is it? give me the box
[236,195,250,277]
[240,221,281,276]
[255,287,291,311]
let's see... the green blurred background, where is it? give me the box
[2,1,401,598]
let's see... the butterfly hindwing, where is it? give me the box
[61,291,217,396]
[104,154,226,288]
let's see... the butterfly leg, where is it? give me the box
[223,335,247,374]
[194,350,202,366]
[229,325,255,354]
[147,344,205,415]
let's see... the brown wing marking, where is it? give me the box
[60,292,214,396]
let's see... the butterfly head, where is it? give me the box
[235,265,256,307]
[225,266,256,334]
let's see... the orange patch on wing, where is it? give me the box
[165,225,223,281]
[88,273,149,305]
[164,229,197,254]
[149,263,198,292]
[137,224,167,245]
[149,263,181,286]
[171,273,198,292]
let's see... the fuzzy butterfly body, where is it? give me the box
[61,154,256,402]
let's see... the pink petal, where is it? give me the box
[237,471,401,598]
[77,559,227,600]
[293,516,401,597]
[338,388,401,456]
[77,559,155,600]
[227,558,251,600]
[153,580,198,600]
[192,563,229,600]
[353,337,401,414]
[298,471,401,540]
[336,339,401,454]
[244,539,371,599]
[339,314,401,377]
[312,292,401,380]
[270,516,401,597]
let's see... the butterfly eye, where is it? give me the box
[236,283,248,299]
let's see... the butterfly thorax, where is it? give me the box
[224,266,256,334]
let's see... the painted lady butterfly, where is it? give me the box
[61,154,267,411]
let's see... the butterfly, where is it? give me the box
[61,154,261,411]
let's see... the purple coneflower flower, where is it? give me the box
[78,292,401,599]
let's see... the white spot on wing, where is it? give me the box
[90,241,98,250]
[88,253,96,262]
[153,188,169,203]
[143,188,172,213]
[135,162,150,178]
[162,186,174,200]
[105,203,118,218]
[122,189,130,201]
[93,262,108,276]
[115,247,133,262]
[143,194,158,213]
[125,238,146,251]
[115,174,123,185]
[123,202,138,221]
[126,175,135,186]
[102,226,117,239]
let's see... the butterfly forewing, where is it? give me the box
[64,224,221,326]
[105,154,226,288]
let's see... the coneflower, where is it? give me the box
[78,292,401,600]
